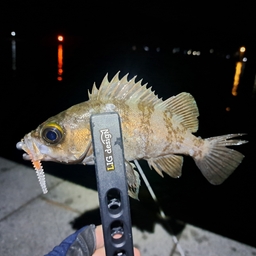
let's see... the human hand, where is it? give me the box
[45,224,140,256]
[93,225,140,256]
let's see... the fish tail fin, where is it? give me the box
[194,134,248,184]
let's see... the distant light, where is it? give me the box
[242,57,247,62]
[58,68,63,75]
[210,49,214,53]
[240,46,246,53]
[192,51,201,56]
[226,55,230,59]
[11,31,16,37]
[144,46,149,51]
[58,35,64,42]
[132,45,136,51]
[172,48,180,54]
[187,50,192,55]
[226,107,231,112]
[156,47,160,52]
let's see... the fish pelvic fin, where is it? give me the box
[125,161,141,200]
[147,154,183,178]
[156,92,199,133]
[194,133,248,184]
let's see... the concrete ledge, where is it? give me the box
[0,157,255,256]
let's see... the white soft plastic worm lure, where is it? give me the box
[32,159,48,194]
[16,141,48,194]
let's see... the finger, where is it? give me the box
[94,225,141,256]
[93,247,140,256]
[95,225,104,249]
[134,247,141,256]
[92,246,105,256]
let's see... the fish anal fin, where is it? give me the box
[147,154,183,178]
[147,160,164,177]
[157,92,199,133]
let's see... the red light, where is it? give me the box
[58,68,63,75]
[58,35,64,42]
[57,44,63,81]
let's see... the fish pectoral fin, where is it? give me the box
[147,154,183,178]
[125,161,141,200]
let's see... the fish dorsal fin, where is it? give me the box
[147,154,183,178]
[88,73,199,132]
[156,92,199,133]
[88,72,162,105]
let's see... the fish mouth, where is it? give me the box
[16,133,44,161]
[23,153,31,160]
[16,141,31,160]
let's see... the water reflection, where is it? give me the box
[57,35,64,81]
[232,46,246,96]
[253,75,256,96]
[11,31,16,70]
[232,61,242,96]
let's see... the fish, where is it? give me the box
[16,72,248,199]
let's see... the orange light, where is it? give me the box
[58,35,64,42]
[58,68,63,75]
[57,44,63,81]
[232,61,242,96]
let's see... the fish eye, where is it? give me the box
[41,123,64,144]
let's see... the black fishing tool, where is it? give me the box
[90,112,134,256]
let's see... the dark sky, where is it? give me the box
[1,1,255,49]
